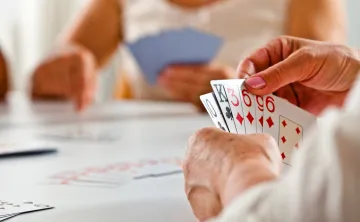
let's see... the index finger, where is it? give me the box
[237,36,301,78]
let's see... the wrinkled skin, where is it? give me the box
[238,36,360,115]
[183,128,281,221]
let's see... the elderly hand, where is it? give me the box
[31,44,97,111]
[238,36,360,115]
[183,128,282,221]
[158,64,234,110]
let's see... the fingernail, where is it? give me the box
[245,76,266,89]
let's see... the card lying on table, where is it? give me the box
[0,141,57,158]
[0,200,53,221]
[201,79,317,166]
[127,27,223,84]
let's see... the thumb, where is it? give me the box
[244,53,309,95]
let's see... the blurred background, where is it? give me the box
[0,0,359,101]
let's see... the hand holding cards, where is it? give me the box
[201,80,317,166]
[127,27,223,84]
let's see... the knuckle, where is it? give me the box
[185,127,216,170]
[270,35,289,48]
[188,128,216,146]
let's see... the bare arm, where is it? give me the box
[285,0,347,43]
[0,50,9,98]
[60,0,123,68]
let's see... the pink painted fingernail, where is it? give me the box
[245,76,266,89]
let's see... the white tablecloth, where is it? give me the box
[0,94,211,221]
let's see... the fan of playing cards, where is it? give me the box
[200,80,317,165]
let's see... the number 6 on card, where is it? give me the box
[240,84,257,133]
[263,94,316,165]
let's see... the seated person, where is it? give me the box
[31,0,346,111]
[0,49,9,100]
[183,36,360,221]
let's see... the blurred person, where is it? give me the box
[183,36,360,222]
[31,0,346,111]
[0,49,9,100]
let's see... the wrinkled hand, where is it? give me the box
[183,128,282,221]
[31,44,97,111]
[158,64,234,110]
[238,36,360,115]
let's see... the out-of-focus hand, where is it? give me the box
[158,64,234,111]
[238,36,360,115]
[183,128,282,221]
[31,44,97,111]
[0,49,9,100]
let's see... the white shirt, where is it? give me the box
[118,0,288,99]
[211,75,360,222]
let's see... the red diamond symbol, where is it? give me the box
[259,116,264,127]
[282,120,287,127]
[236,113,244,125]
[281,136,287,144]
[296,127,301,134]
[281,153,286,159]
[295,143,299,149]
[266,117,274,128]
[246,112,254,124]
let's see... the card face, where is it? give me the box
[223,80,246,134]
[0,214,17,221]
[254,95,264,133]
[0,201,53,217]
[46,158,183,188]
[211,80,237,134]
[263,94,316,164]
[278,116,304,165]
[239,83,257,133]
[200,93,230,132]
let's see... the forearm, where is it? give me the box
[0,51,9,98]
[60,0,123,68]
[285,0,347,43]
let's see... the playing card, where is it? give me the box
[133,163,182,180]
[50,170,133,187]
[211,80,238,134]
[0,214,18,221]
[0,201,53,217]
[0,141,57,158]
[223,80,246,134]
[127,27,223,84]
[239,83,257,133]
[263,94,316,164]
[42,126,120,142]
[200,93,229,132]
[254,95,264,133]
[160,28,223,65]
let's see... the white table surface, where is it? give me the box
[0,94,212,222]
